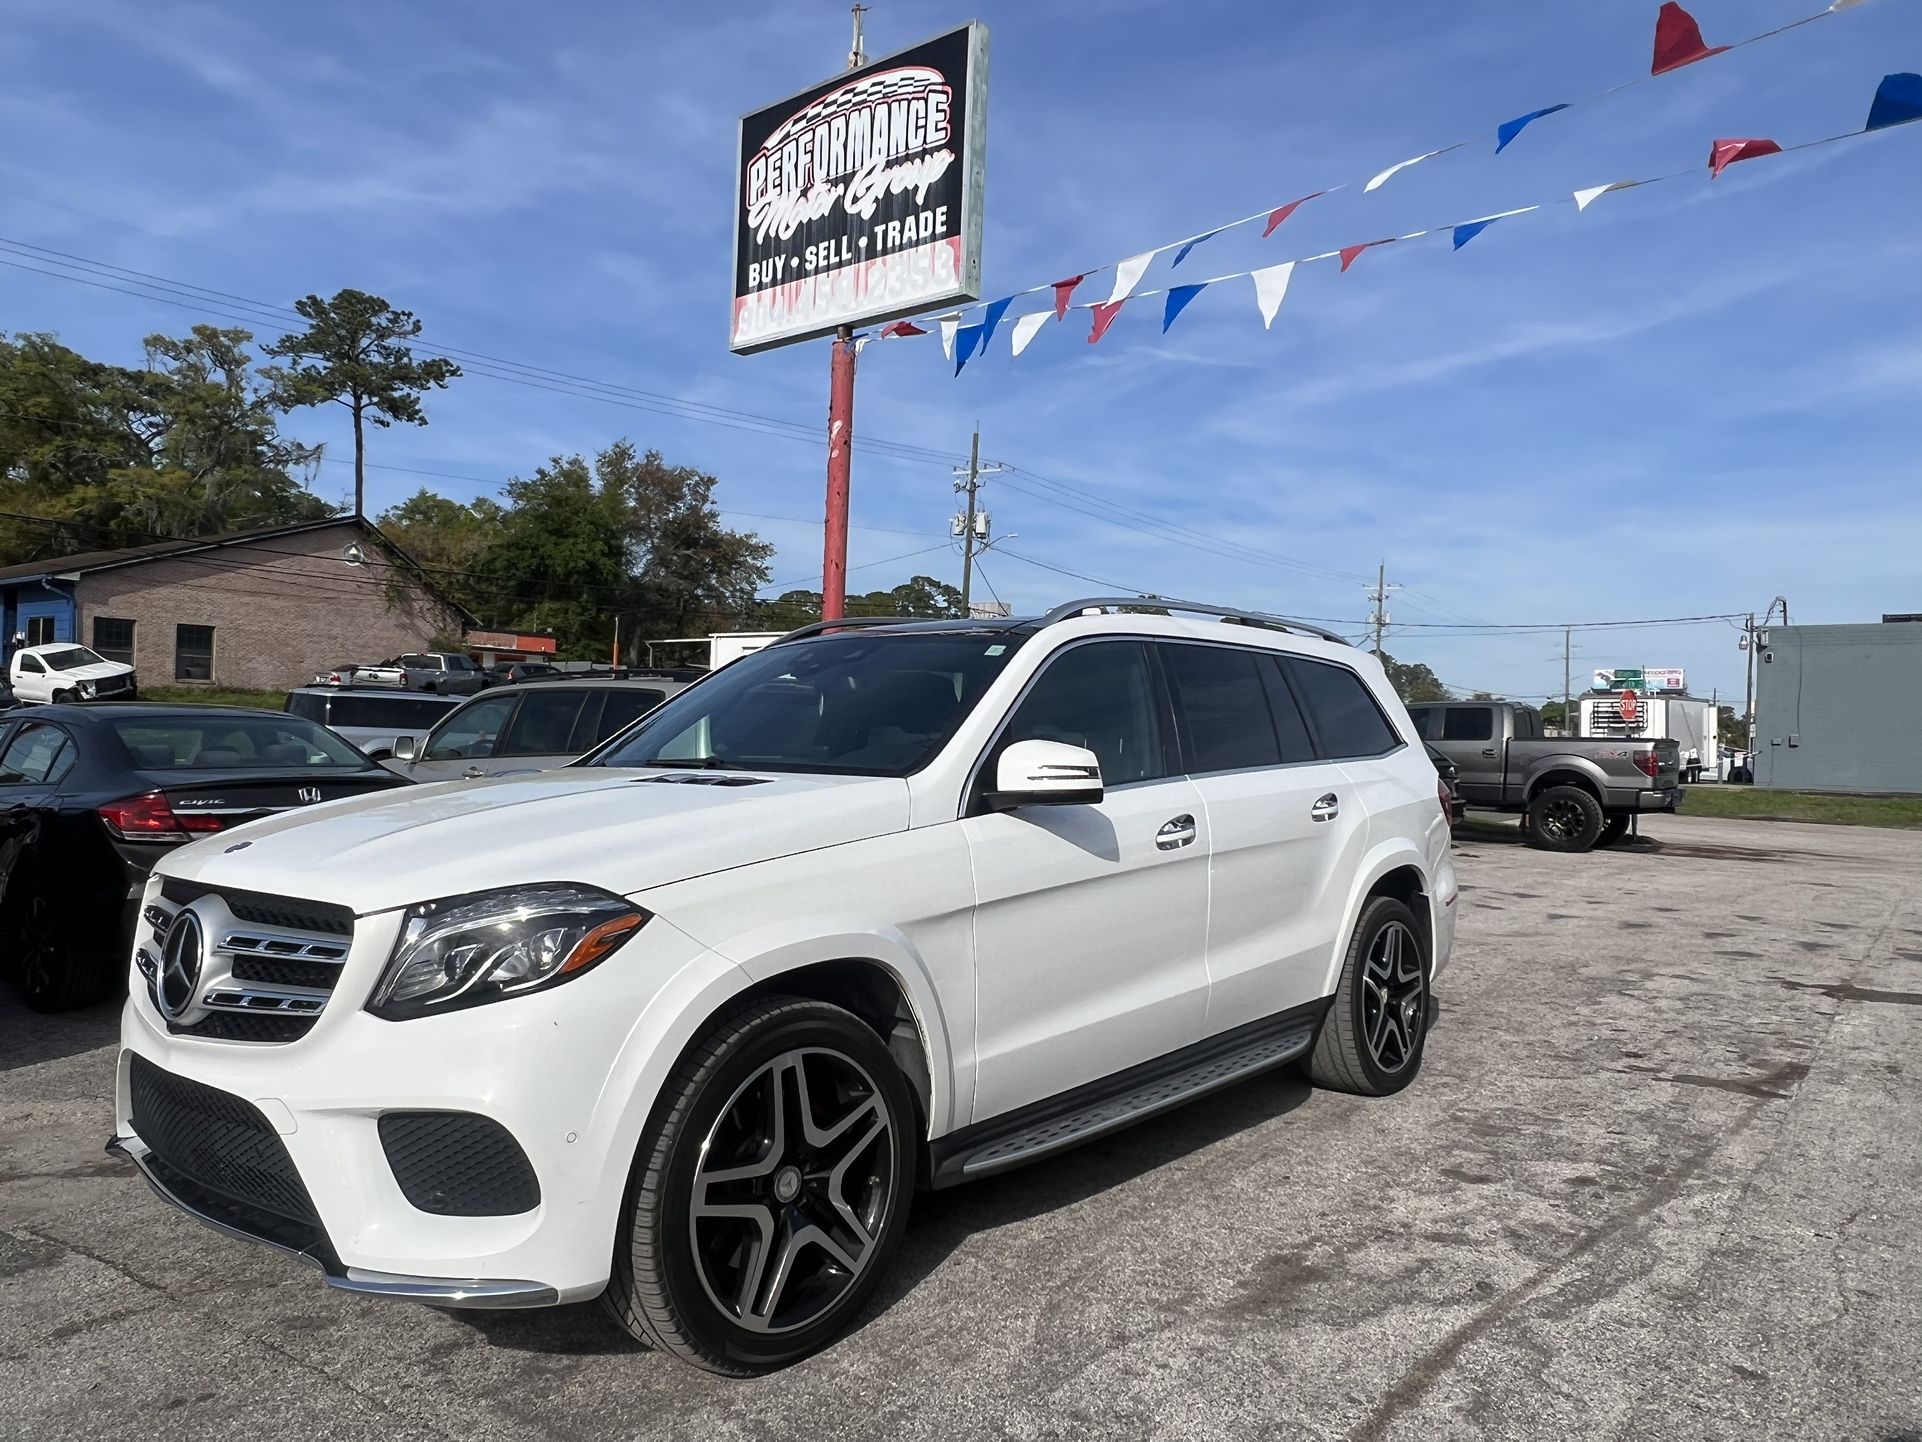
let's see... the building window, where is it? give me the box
[24,616,55,646]
[174,624,215,682]
[93,617,136,666]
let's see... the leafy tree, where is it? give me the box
[1,327,331,562]
[1718,704,1748,750]
[1378,652,1450,704]
[378,488,501,578]
[755,575,964,627]
[262,290,460,518]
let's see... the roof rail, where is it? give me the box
[1035,596,1352,647]
[769,615,923,646]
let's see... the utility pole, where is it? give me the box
[820,5,870,623]
[1364,563,1401,659]
[951,426,1007,615]
[1742,611,1757,765]
[1563,628,1573,739]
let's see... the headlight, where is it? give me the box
[79,679,97,698]
[367,884,646,1021]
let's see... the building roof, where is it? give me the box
[0,516,478,625]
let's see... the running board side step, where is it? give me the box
[927,1002,1326,1188]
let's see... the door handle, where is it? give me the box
[1480,748,1498,758]
[1156,814,1196,850]
[462,766,486,779]
[1311,792,1340,823]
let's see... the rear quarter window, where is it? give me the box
[1441,707,1494,742]
[1289,658,1402,759]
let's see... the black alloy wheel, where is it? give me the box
[1526,784,1604,852]
[604,997,916,1374]
[1308,895,1430,1096]
[5,872,118,1013]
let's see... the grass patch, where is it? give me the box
[137,685,288,711]
[1681,787,1922,829]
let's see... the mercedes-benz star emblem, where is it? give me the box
[157,910,205,1019]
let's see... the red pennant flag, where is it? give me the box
[878,320,926,338]
[1707,136,1782,177]
[1262,191,1325,239]
[1338,239,1393,273]
[1052,275,1085,320]
[1651,2,1730,75]
[1088,300,1126,344]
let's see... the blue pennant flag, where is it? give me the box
[1495,103,1570,153]
[1451,220,1494,250]
[953,323,985,375]
[1866,72,1922,133]
[978,296,1012,349]
[1162,284,1207,332]
[1171,229,1225,268]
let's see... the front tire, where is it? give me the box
[3,872,120,1012]
[1308,896,1429,1096]
[602,997,916,1374]
[1526,784,1604,852]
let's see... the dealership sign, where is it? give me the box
[730,23,988,354]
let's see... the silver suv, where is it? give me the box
[387,676,686,780]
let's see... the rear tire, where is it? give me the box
[3,870,120,1012]
[602,996,916,1374]
[1526,784,1604,852]
[1308,896,1429,1096]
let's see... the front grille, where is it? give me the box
[161,879,353,936]
[128,1053,317,1224]
[379,1112,541,1216]
[230,956,339,989]
[171,1012,318,1043]
[149,883,355,1044]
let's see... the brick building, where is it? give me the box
[0,518,473,692]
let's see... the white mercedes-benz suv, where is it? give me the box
[110,598,1457,1374]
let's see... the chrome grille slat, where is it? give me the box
[217,932,349,963]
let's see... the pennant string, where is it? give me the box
[914,0,1861,328]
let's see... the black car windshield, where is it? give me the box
[586,630,1027,776]
[112,716,371,770]
[41,646,108,671]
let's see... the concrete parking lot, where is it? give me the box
[3,812,1919,1442]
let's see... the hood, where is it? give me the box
[156,767,912,915]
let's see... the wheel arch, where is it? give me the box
[1525,766,1602,803]
[1322,842,1435,996]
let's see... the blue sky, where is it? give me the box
[2,0,1917,703]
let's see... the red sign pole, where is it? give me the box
[822,323,856,621]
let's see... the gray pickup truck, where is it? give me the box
[1408,700,1683,852]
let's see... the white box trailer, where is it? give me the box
[1579,692,1720,783]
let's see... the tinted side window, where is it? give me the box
[1405,705,1434,737]
[328,695,457,729]
[1160,644,1280,774]
[1257,657,1318,761]
[1002,641,1170,785]
[1289,659,1400,759]
[0,722,75,786]
[499,689,590,756]
[589,689,666,746]
[1442,707,1493,742]
[285,693,329,723]
[425,694,517,761]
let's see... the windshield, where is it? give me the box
[587,630,1026,776]
[112,716,373,770]
[41,646,108,671]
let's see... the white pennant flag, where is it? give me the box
[1010,311,1049,358]
[1250,262,1296,329]
[1106,251,1154,306]
[937,313,964,359]
[1365,148,1444,193]
[1572,180,1637,211]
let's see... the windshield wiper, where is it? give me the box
[642,757,751,771]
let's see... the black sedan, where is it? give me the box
[0,705,410,1013]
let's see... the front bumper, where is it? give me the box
[106,1134,555,1308]
[111,890,742,1309]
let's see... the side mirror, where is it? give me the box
[391,735,418,761]
[987,739,1103,811]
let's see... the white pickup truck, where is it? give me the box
[7,642,137,704]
